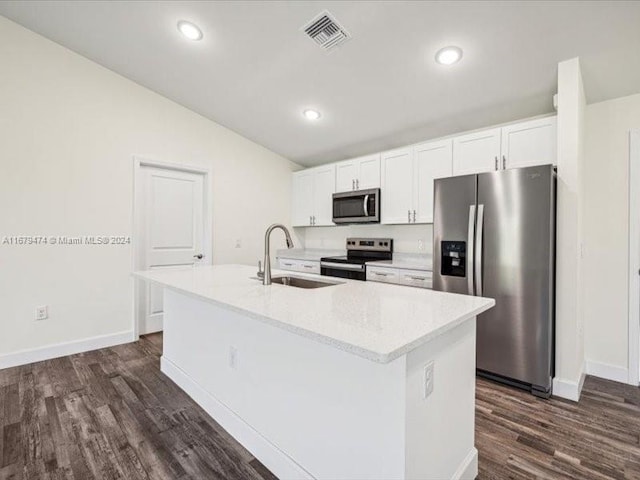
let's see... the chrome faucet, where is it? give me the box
[262,223,294,285]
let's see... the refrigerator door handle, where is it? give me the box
[475,204,485,297]
[467,205,476,295]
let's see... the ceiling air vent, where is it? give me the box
[302,11,350,52]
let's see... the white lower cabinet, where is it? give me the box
[366,266,400,284]
[367,266,432,289]
[398,269,433,289]
[277,258,321,275]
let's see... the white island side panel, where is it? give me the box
[162,288,478,480]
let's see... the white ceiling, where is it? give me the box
[1,1,639,166]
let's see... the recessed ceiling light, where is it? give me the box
[435,46,463,65]
[177,20,203,41]
[303,109,321,121]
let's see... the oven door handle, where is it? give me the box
[363,194,369,217]
[320,262,365,272]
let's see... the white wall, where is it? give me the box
[583,93,640,380]
[553,58,587,400]
[0,17,299,357]
[300,224,432,255]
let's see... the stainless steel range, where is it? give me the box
[320,238,393,281]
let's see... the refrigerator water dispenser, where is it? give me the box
[441,241,466,277]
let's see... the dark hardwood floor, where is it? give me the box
[1,333,639,479]
[476,376,640,480]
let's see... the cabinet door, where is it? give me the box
[357,154,381,189]
[413,139,453,224]
[312,164,336,226]
[335,160,358,193]
[291,170,314,226]
[452,128,502,176]
[381,148,414,224]
[501,116,557,169]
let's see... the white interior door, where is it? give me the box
[139,165,206,334]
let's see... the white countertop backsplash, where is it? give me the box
[276,248,344,261]
[133,264,493,363]
[367,253,433,271]
[276,249,433,271]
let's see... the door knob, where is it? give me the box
[193,254,204,259]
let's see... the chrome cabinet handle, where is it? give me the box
[502,155,506,169]
[363,194,369,216]
[412,210,416,223]
[408,210,411,223]
[313,215,316,225]
[356,179,359,189]
[303,265,314,269]
[193,254,204,259]
[373,272,389,276]
[494,156,498,170]
[352,179,355,190]
[467,205,476,296]
[309,216,312,225]
[475,204,484,296]
[321,261,365,271]
[409,276,426,281]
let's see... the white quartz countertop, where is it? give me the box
[133,264,494,364]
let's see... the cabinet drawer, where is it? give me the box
[366,266,400,284]
[398,269,433,289]
[277,258,320,275]
[297,260,320,275]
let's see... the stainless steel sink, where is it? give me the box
[270,275,342,289]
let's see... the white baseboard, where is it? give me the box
[552,369,586,402]
[452,448,478,480]
[585,360,630,384]
[0,330,135,370]
[140,315,163,335]
[161,356,314,480]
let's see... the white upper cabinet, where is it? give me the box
[381,148,414,224]
[413,139,453,224]
[335,154,381,192]
[357,154,381,190]
[501,116,557,169]
[381,142,452,225]
[335,160,359,192]
[292,115,557,227]
[291,164,336,227]
[313,165,337,226]
[452,128,502,176]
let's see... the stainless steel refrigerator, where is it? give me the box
[433,164,555,398]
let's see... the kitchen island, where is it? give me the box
[133,264,494,480]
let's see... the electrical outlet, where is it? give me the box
[423,361,434,399]
[235,239,242,248]
[229,346,238,370]
[35,305,48,321]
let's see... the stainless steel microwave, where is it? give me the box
[332,188,380,224]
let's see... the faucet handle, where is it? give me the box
[257,260,264,278]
